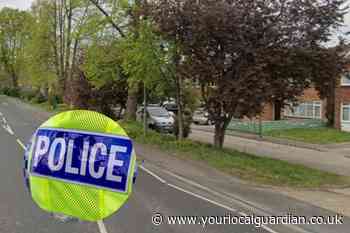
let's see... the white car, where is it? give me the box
[193,109,212,125]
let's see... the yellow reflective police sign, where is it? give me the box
[24,110,137,221]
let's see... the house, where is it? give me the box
[260,88,326,122]
[335,70,350,131]
[260,70,350,132]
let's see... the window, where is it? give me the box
[341,72,350,86]
[342,104,350,122]
[284,101,322,119]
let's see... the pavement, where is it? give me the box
[190,125,350,177]
[0,95,349,233]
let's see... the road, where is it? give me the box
[0,95,348,233]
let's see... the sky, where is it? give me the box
[0,0,33,10]
[0,0,349,44]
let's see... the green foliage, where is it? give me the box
[23,1,56,89]
[0,87,20,97]
[120,121,350,188]
[0,8,32,88]
[84,40,124,88]
[118,20,173,94]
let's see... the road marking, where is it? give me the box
[97,220,108,233]
[168,183,238,212]
[163,169,272,214]
[3,124,14,135]
[144,165,314,233]
[140,165,166,183]
[0,113,15,136]
[17,139,26,150]
[142,165,290,233]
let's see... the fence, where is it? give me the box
[227,118,327,136]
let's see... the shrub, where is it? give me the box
[1,87,20,97]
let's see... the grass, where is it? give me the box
[265,127,350,144]
[120,121,350,188]
[32,101,70,113]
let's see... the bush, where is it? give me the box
[1,87,20,97]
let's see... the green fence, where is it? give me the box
[227,119,327,135]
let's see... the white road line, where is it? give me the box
[162,169,215,193]
[0,113,15,136]
[143,165,284,233]
[162,169,311,233]
[3,124,14,135]
[97,220,108,233]
[167,183,238,212]
[140,165,167,183]
[167,183,280,233]
[17,139,26,150]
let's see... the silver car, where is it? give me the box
[137,106,174,133]
[193,109,212,125]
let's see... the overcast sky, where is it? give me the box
[0,0,349,44]
[0,0,32,10]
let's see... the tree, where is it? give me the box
[88,0,139,121]
[44,0,102,102]
[150,0,347,148]
[89,0,179,127]
[0,8,32,90]
[312,42,350,127]
[84,38,129,115]
[118,20,174,133]
[144,1,190,139]
[23,1,57,97]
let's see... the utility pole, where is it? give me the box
[143,83,148,137]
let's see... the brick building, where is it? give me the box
[335,71,350,131]
[260,71,350,132]
[260,88,325,121]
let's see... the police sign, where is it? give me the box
[24,110,136,221]
[31,128,133,193]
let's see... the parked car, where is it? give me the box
[111,106,125,120]
[137,106,174,133]
[192,109,212,125]
[163,102,178,114]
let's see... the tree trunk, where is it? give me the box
[175,74,184,140]
[11,73,18,90]
[143,83,148,137]
[125,85,139,121]
[327,78,336,127]
[214,119,230,148]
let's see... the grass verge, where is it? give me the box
[121,121,350,188]
[265,127,350,144]
[30,101,70,113]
